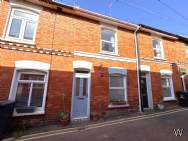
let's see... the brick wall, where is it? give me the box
[0,1,138,123]
[0,0,188,125]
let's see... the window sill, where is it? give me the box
[163,97,177,101]
[99,51,119,56]
[108,104,130,109]
[13,109,45,117]
[153,57,166,61]
[0,37,35,46]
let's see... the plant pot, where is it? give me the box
[59,118,69,126]
[91,112,100,121]
[157,104,164,110]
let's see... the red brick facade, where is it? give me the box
[0,0,188,125]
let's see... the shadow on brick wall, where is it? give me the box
[0,64,184,126]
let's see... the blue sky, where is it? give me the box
[55,0,188,36]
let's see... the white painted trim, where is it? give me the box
[13,109,45,117]
[0,37,36,45]
[108,104,130,108]
[74,51,136,63]
[160,70,172,75]
[140,58,170,65]
[181,75,186,91]
[15,60,50,71]
[73,60,93,70]
[163,97,176,101]
[140,65,150,72]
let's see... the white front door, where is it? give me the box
[71,73,90,120]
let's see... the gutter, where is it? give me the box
[139,24,178,40]
[134,26,143,112]
[49,0,137,31]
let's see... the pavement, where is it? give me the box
[9,107,188,141]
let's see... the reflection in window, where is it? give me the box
[101,27,116,53]
[6,8,38,42]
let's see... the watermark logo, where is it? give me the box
[174,129,184,137]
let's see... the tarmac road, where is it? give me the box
[20,109,188,141]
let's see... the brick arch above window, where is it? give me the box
[15,60,50,71]
[73,60,93,70]
[160,69,172,76]
[108,67,127,75]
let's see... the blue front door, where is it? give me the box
[71,73,90,120]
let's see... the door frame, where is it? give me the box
[141,72,153,109]
[71,72,91,120]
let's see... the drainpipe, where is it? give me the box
[134,26,143,112]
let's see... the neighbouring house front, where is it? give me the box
[0,0,188,125]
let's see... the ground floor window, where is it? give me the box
[109,73,127,105]
[161,76,175,101]
[13,71,48,115]
[9,60,50,116]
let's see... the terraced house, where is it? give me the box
[0,0,188,125]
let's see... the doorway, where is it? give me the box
[140,72,153,109]
[71,72,91,120]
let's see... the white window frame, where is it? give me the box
[109,74,127,101]
[108,67,127,107]
[9,61,50,116]
[152,37,165,59]
[181,75,186,91]
[161,76,175,101]
[4,8,39,44]
[100,25,118,55]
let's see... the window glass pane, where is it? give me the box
[102,41,115,52]
[8,18,22,38]
[14,10,37,21]
[30,83,45,107]
[109,89,125,101]
[20,73,45,81]
[162,77,172,97]
[152,40,159,49]
[110,75,124,87]
[153,39,162,57]
[24,22,35,40]
[101,28,115,42]
[75,78,80,96]
[15,83,31,108]
[82,78,88,97]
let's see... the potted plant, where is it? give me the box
[110,99,126,105]
[59,93,70,126]
[157,96,165,110]
[59,112,70,126]
[91,112,100,121]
